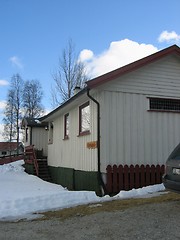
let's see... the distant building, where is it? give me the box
[0,142,24,157]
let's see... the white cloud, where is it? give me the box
[0,79,9,86]
[9,56,23,69]
[0,124,5,141]
[80,39,158,77]
[79,49,94,62]
[158,30,180,43]
[0,101,6,110]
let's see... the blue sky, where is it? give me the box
[0,0,180,140]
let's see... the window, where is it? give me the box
[79,101,90,135]
[2,151,7,156]
[149,98,180,112]
[48,122,54,144]
[25,128,28,142]
[64,113,69,139]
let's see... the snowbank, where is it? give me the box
[0,160,165,221]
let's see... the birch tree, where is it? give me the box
[3,74,23,151]
[23,79,44,118]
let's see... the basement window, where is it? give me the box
[64,113,69,139]
[149,98,180,112]
[79,101,90,136]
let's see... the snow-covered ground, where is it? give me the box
[0,160,165,221]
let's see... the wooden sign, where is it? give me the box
[87,141,97,149]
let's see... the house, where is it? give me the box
[21,117,48,157]
[41,45,180,195]
[0,142,24,157]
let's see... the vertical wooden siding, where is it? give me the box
[48,98,98,171]
[99,56,180,172]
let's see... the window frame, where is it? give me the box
[48,122,54,144]
[64,113,69,139]
[148,97,180,113]
[25,128,28,142]
[79,101,90,136]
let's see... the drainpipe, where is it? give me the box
[87,88,107,196]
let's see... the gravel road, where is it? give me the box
[0,199,179,240]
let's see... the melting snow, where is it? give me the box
[0,160,165,221]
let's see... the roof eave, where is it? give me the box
[41,87,87,122]
[87,44,180,89]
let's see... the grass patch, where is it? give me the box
[39,191,180,221]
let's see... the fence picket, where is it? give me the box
[130,165,134,189]
[106,165,113,193]
[124,165,129,190]
[118,165,124,191]
[135,164,140,189]
[151,165,156,185]
[113,165,118,193]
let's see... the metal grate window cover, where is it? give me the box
[149,98,180,111]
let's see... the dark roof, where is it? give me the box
[0,142,23,151]
[42,44,180,121]
[22,117,48,127]
[86,44,180,88]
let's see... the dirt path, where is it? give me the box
[0,195,179,240]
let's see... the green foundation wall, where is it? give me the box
[48,166,101,195]
[49,166,74,190]
[24,163,35,175]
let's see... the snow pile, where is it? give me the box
[0,160,165,221]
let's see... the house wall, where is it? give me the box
[47,98,100,192]
[32,128,48,156]
[48,99,98,171]
[98,54,180,172]
[24,127,48,156]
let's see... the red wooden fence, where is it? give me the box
[0,154,24,165]
[106,164,165,194]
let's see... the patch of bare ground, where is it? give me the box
[41,191,180,221]
[0,191,179,240]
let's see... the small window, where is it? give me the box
[149,98,180,112]
[79,101,90,135]
[64,113,69,139]
[48,122,54,144]
[25,128,28,142]
[2,151,7,155]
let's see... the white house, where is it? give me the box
[41,45,180,195]
[21,117,48,157]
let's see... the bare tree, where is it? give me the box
[23,79,44,118]
[3,90,16,142]
[52,39,88,107]
[3,74,24,153]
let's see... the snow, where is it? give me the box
[0,160,165,221]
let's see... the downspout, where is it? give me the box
[87,88,107,195]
